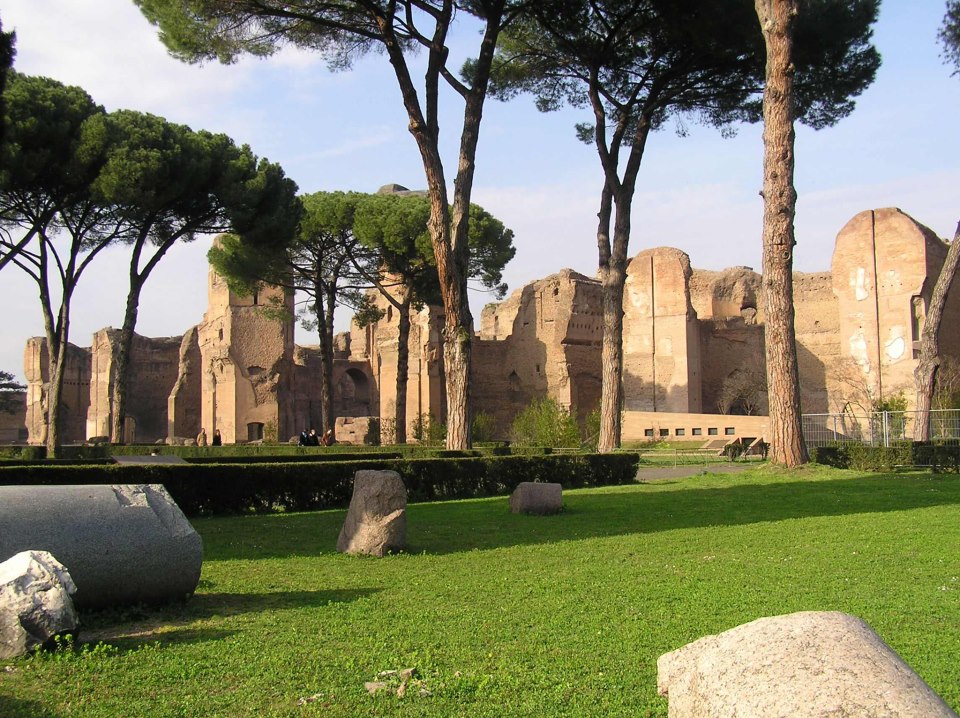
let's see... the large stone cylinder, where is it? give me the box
[0,485,203,609]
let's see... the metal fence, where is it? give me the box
[801,409,960,448]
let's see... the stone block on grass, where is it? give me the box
[0,484,202,610]
[337,470,406,557]
[0,550,78,659]
[657,611,958,717]
[509,482,562,515]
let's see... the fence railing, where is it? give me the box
[802,410,960,448]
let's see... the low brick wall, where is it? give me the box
[623,411,768,443]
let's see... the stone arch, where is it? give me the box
[337,367,373,417]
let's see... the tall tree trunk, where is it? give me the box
[914,221,960,441]
[598,269,625,453]
[44,302,70,460]
[594,112,649,453]
[375,2,504,449]
[317,282,335,434]
[394,298,412,445]
[597,182,620,453]
[756,0,808,466]
[111,278,144,443]
[111,234,176,443]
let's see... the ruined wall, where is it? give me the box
[689,265,761,322]
[793,272,839,413]
[16,208,960,447]
[831,208,952,410]
[690,267,764,415]
[198,263,296,443]
[24,338,91,445]
[85,329,182,443]
[0,393,27,443]
[291,343,376,440]
[473,270,602,437]
[350,287,439,441]
[168,327,202,441]
[622,248,702,412]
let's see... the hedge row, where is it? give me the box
[810,442,960,472]
[0,443,401,461]
[0,453,641,516]
[0,443,531,463]
[185,451,404,465]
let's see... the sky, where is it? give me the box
[1,0,959,384]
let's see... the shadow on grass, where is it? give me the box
[188,587,379,617]
[81,588,379,649]
[0,697,62,718]
[198,472,960,559]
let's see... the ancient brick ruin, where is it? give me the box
[15,207,960,445]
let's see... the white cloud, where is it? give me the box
[4,0,254,123]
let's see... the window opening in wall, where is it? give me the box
[252,290,259,305]
[659,428,669,437]
[675,428,685,436]
[247,422,264,441]
[725,427,735,435]
[708,427,718,436]
[911,295,924,343]
[218,328,223,341]
[692,427,702,436]
[644,429,654,437]
[536,364,540,374]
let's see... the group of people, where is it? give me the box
[195,428,221,447]
[298,428,335,447]
[194,426,334,447]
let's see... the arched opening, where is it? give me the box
[338,368,372,416]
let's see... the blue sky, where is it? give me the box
[2,0,958,383]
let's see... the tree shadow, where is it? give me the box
[194,472,960,559]
[0,697,63,718]
[405,472,960,555]
[79,588,379,649]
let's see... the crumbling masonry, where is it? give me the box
[17,207,960,445]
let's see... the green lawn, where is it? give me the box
[2,465,958,717]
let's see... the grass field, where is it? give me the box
[2,465,958,717]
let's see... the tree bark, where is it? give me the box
[596,181,619,453]
[373,1,504,449]
[44,310,70,460]
[111,232,179,443]
[756,0,808,466]
[394,298,412,445]
[111,279,143,443]
[317,278,336,434]
[914,220,960,441]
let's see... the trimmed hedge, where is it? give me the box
[185,452,404,465]
[0,443,542,463]
[0,453,641,516]
[810,442,960,472]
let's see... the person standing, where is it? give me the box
[212,429,222,446]
[196,428,208,447]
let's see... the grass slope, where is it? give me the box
[2,465,958,717]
